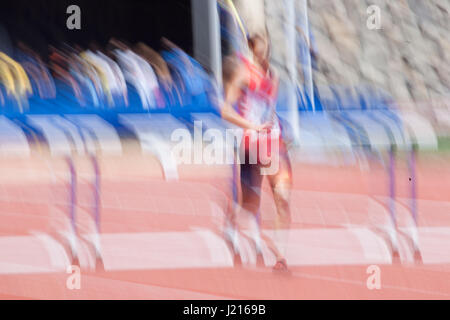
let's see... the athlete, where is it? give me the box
[221,34,292,273]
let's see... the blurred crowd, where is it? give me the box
[0,36,218,114]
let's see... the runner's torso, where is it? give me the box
[236,56,279,129]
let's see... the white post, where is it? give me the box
[297,0,315,112]
[192,0,222,87]
[285,0,301,143]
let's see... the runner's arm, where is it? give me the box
[220,68,270,131]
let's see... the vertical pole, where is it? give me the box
[388,146,397,228]
[192,0,223,88]
[285,0,301,144]
[68,156,77,235]
[297,0,315,112]
[388,145,400,255]
[92,155,101,233]
[409,143,420,254]
[409,145,417,224]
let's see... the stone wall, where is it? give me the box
[234,0,450,108]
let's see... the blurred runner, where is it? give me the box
[221,34,292,273]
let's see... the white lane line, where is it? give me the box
[0,235,56,274]
[347,228,392,263]
[32,231,70,269]
[0,272,234,300]
[250,269,450,298]
[191,227,234,266]
[0,227,449,275]
[410,227,450,264]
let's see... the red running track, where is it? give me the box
[0,154,449,299]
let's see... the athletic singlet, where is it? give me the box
[236,56,279,130]
[236,56,281,162]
